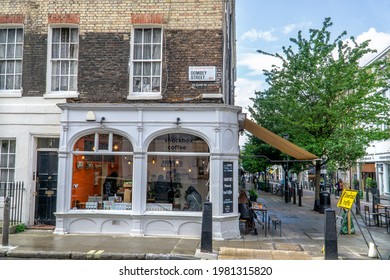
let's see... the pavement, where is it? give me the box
[1,186,389,260]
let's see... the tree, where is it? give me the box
[248,18,390,210]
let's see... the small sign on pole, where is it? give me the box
[337,189,358,210]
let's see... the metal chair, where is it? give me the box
[364,205,382,226]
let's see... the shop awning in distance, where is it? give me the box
[243,118,318,161]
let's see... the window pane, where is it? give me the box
[15,61,22,73]
[70,28,78,42]
[112,134,133,152]
[70,61,77,74]
[0,75,4,89]
[1,141,8,153]
[7,29,15,43]
[143,29,152,43]
[52,44,59,58]
[61,61,69,75]
[0,44,5,59]
[70,44,78,59]
[16,29,23,43]
[0,62,5,73]
[74,134,95,151]
[0,154,7,167]
[133,77,141,92]
[152,78,160,92]
[15,75,21,89]
[146,155,209,211]
[52,29,60,42]
[69,76,77,91]
[134,29,142,43]
[61,28,70,43]
[143,45,151,59]
[61,43,69,58]
[6,61,14,73]
[142,77,151,92]
[98,134,109,150]
[133,45,142,59]
[152,45,161,59]
[8,155,15,167]
[133,62,142,75]
[6,75,14,89]
[152,29,161,43]
[152,62,160,75]
[143,62,151,75]
[52,61,60,75]
[0,30,6,43]
[60,76,68,90]
[15,44,23,58]
[6,44,15,58]
[51,76,59,91]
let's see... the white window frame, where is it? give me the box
[0,25,23,97]
[128,26,163,100]
[45,24,79,99]
[0,139,16,197]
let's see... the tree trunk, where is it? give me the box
[313,161,321,211]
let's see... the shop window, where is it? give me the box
[147,133,210,212]
[71,132,133,210]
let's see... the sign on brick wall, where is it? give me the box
[188,66,216,81]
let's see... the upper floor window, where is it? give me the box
[129,27,162,99]
[0,27,23,94]
[47,26,79,97]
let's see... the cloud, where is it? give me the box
[237,52,282,77]
[282,22,312,34]
[355,28,390,65]
[241,28,278,42]
[235,77,264,146]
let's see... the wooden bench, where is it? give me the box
[268,215,282,237]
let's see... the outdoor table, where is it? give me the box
[252,202,268,236]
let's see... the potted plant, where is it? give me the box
[248,188,259,202]
[365,177,377,194]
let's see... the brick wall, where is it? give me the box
[1,0,227,103]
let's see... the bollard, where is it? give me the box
[2,197,11,247]
[324,208,338,260]
[298,187,302,207]
[293,186,296,204]
[200,202,212,253]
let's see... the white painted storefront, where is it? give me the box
[54,103,242,239]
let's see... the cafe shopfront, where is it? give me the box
[54,103,241,239]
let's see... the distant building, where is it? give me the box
[358,46,390,196]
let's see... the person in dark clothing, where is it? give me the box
[185,186,202,211]
[103,172,118,198]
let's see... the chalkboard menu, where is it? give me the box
[222,161,234,213]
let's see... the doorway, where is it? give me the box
[34,138,59,225]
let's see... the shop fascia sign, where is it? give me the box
[188,66,216,81]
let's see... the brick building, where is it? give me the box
[0,0,241,238]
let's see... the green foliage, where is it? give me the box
[365,177,377,188]
[248,188,259,199]
[15,223,26,233]
[249,17,390,170]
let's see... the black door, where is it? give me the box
[35,151,58,225]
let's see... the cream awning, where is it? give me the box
[243,118,318,160]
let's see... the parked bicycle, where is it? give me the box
[272,184,285,197]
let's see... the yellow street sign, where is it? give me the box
[337,189,358,210]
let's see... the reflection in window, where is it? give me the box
[147,133,209,212]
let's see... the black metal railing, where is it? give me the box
[1,181,24,225]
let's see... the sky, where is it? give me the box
[235,0,390,145]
